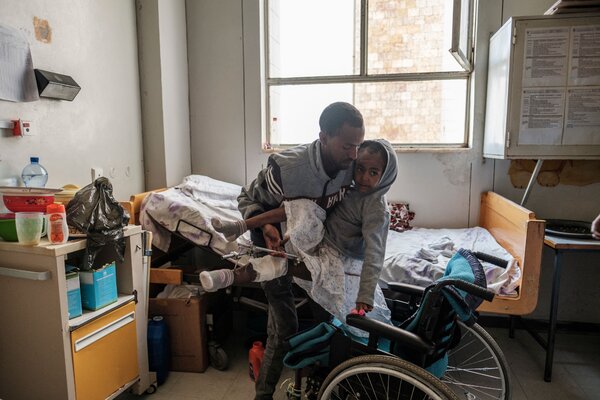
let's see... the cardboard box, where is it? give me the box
[79,262,118,310]
[66,271,82,319]
[148,296,208,373]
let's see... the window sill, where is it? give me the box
[392,146,471,153]
[262,145,472,154]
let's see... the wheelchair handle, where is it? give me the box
[433,279,495,302]
[346,314,434,354]
[387,282,425,297]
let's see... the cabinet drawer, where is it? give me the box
[71,301,138,400]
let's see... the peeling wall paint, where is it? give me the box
[33,16,51,43]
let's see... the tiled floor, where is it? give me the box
[118,319,600,400]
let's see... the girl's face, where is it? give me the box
[354,149,385,193]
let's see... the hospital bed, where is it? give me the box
[127,175,545,317]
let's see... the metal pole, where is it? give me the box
[521,159,544,207]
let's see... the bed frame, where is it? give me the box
[127,189,545,316]
[477,191,545,315]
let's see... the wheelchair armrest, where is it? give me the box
[346,314,434,355]
[387,282,425,297]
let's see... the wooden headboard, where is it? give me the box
[127,188,166,225]
[477,191,545,315]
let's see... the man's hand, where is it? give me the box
[262,223,283,250]
[592,214,600,240]
[355,302,373,313]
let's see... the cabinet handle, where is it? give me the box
[0,266,51,281]
[74,311,135,352]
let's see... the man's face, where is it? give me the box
[320,123,365,171]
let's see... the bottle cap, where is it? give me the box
[30,157,39,163]
[46,203,66,213]
[152,316,164,322]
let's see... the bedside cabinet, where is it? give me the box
[0,225,154,400]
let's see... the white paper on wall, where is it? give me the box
[569,25,600,86]
[519,88,565,145]
[522,27,569,88]
[0,24,39,102]
[564,87,600,145]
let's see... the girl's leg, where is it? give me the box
[200,255,289,291]
[288,262,312,281]
[211,207,287,241]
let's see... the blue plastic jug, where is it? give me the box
[147,316,170,385]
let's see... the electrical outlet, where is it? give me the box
[21,120,33,136]
[91,167,103,181]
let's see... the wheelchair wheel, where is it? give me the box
[318,354,459,400]
[443,322,511,400]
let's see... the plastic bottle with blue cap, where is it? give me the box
[21,157,48,188]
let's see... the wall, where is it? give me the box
[186,0,600,323]
[0,0,144,200]
[136,0,191,190]
[186,0,247,185]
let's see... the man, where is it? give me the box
[237,102,365,399]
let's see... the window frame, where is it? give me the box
[263,0,476,150]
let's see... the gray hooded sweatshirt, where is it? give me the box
[323,139,398,306]
[238,139,353,219]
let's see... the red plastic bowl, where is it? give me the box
[2,194,55,213]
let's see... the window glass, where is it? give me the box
[367,0,463,73]
[268,80,467,147]
[265,0,473,147]
[268,0,359,78]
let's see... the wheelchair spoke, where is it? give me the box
[441,323,510,399]
[445,366,501,379]
[441,377,502,400]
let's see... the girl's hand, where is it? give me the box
[355,302,373,313]
[262,224,282,250]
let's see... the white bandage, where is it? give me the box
[251,255,288,282]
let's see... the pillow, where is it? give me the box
[388,202,415,232]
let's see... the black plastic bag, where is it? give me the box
[66,177,130,270]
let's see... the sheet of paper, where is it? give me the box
[519,88,565,145]
[569,25,600,86]
[563,87,600,144]
[522,27,569,87]
[0,24,39,102]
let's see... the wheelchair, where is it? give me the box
[282,249,511,400]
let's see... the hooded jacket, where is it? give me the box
[238,140,353,219]
[323,139,398,306]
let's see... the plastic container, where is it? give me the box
[147,316,170,386]
[248,341,265,381]
[21,157,48,188]
[47,203,69,244]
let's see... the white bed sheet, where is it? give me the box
[140,175,251,261]
[381,227,521,296]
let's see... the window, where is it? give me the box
[263,0,474,148]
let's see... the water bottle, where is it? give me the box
[21,157,48,188]
[147,316,170,385]
[248,341,265,381]
[47,203,69,244]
